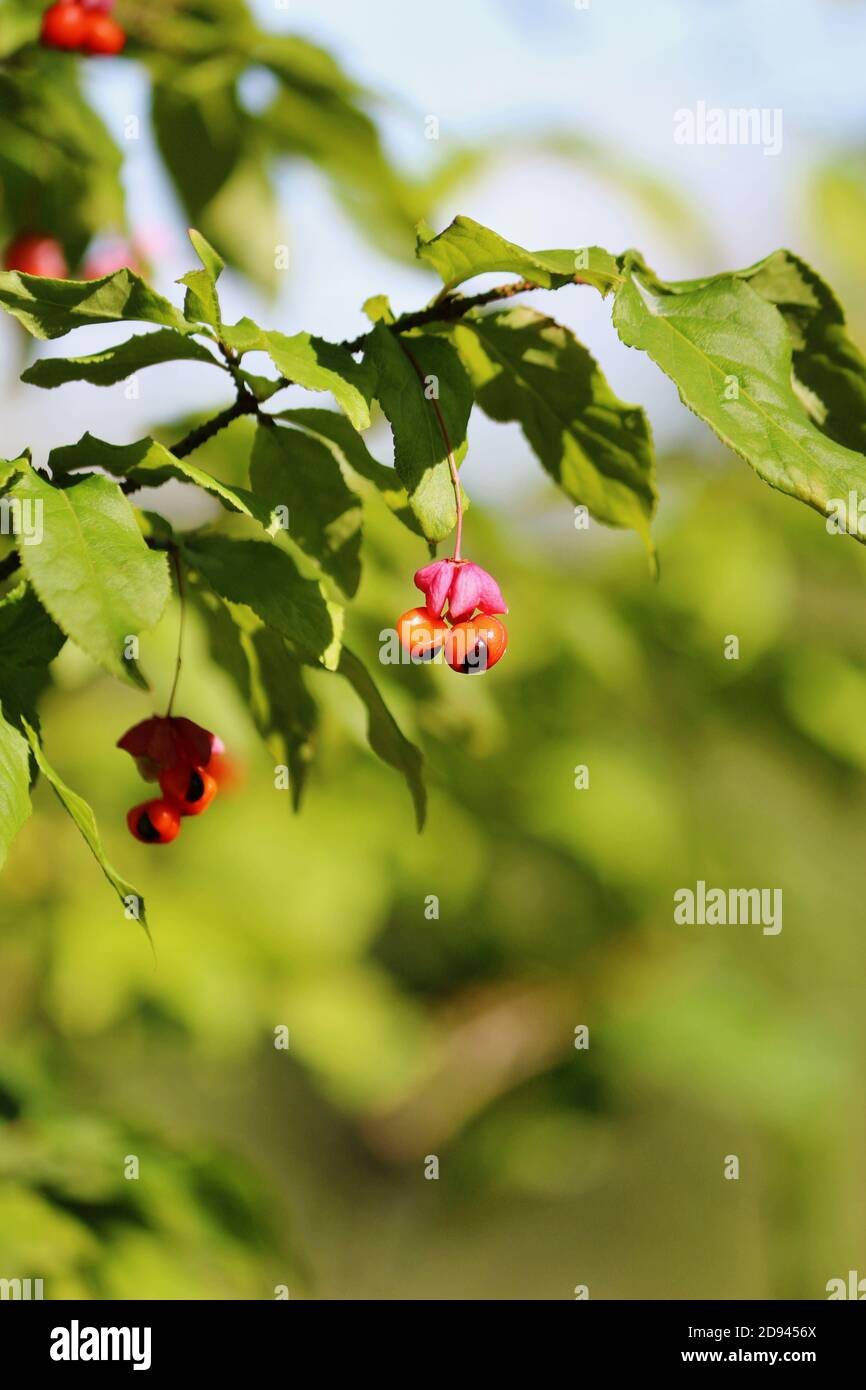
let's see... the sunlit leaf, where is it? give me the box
[416,215,620,297]
[336,648,426,831]
[613,254,866,538]
[22,719,148,933]
[11,468,170,686]
[0,705,31,871]
[21,330,218,388]
[0,581,65,727]
[222,319,375,429]
[183,534,343,670]
[364,326,472,543]
[0,266,191,341]
[453,307,656,547]
[49,433,279,534]
[249,424,363,595]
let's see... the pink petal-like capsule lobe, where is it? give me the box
[474,565,508,617]
[414,559,456,617]
[446,563,486,623]
[447,562,508,622]
[117,716,217,773]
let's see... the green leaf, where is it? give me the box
[187,229,225,283]
[0,267,191,341]
[612,254,866,538]
[135,509,176,548]
[22,720,148,934]
[221,320,375,430]
[21,330,218,388]
[722,250,866,457]
[182,534,343,670]
[637,249,866,455]
[416,215,621,297]
[0,583,66,727]
[0,454,29,494]
[151,67,245,224]
[195,153,282,296]
[275,406,423,536]
[11,469,170,687]
[363,294,394,324]
[336,648,426,831]
[363,325,472,542]
[178,228,225,329]
[249,424,363,595]
[452,307,656,546]
[194,588,317,811]
[48,434,280,534]
[251,31,367,99]
[239,370,287,403]
[0,707,31,872]
[263,82,419,262]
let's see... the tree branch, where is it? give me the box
[23,276,582,508]
[339,276,568,354]
[170,392,259,460]
[134,276,580,473]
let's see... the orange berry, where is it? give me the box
[397,606,448,662]
[159,763,218,816]
[127,799,182,844]
[41,2,88,49]
[82,12,125,54]
[444,616,508,674]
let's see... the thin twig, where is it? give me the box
[165,546,186,717]
[170,394,258,460]
[339,276,560,354]
[7,274,586,524]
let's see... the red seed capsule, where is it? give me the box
[127,799,182,845]
[82,11,125,54]
[444,616,508,674]
[41,2,89,49]
[3,234,68,278]
[159,763,218,816]
[397,607,449,662]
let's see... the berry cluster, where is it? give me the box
[118,716,224,845]
[3,233,68,278]
[41,0,125,56]
[3,233,143,281]
[398,558,508,673]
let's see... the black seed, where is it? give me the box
[136,812,161,842]
[457,640,488,674]
[186,769,205,802]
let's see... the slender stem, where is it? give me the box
[170,394,257,460]
[339,276,553,355]
[399,340,463,561]
[165,547,186,717]
[11,274,589,514]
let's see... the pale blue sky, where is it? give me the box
[3,0,865,502]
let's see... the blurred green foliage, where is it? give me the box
[2,0,865,1305]
[2,439,866,1297]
